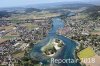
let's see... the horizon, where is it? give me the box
[0,0,98,8]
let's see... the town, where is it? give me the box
[0,1,100,66]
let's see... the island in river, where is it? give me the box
[29,13,81,66]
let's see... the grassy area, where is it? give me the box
[0,38,8,43]
[79,13,88,19]
[91,32,100,35]
[91,29,100,35]
[0,25,15,31]
[7,12,60,20]
[2,36,16,39]
[22,23,38,30]
[34,64,40,66]
[77,47,95,60]
[12,51,25,58]
[41,39,54,51]
[11,19,22,23]
[92,29,100,32]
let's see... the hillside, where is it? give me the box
[27,2,94,9]
[0,8,41,18]
[84,6,100,20]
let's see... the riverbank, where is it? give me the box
[29,17,81,66]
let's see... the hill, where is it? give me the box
[83,6,100,20]
[30,2,94,9]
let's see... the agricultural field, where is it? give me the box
[6,11,60,20]
[0,25,15,32]
[21,23,38,30]
[12,51,25,58]
[91,28,100,35]
[77,47,95,60]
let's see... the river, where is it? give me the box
[30,14,81,66]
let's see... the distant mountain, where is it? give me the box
[0,7,25,12]
[0,7,41,12]
[0,7,41,18]
[0,2,95,11]
[86,0,100,6]
[25,8,41,13]
[58,3,94,9]
[26,2,94,9]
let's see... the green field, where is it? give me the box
[41,39,54,51]
[77,47,95,60]
[2,36,16,39]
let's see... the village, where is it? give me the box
[0,18,52,66]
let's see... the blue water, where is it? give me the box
[30,17,81,66]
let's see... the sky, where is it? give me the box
[0,0,97,8]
